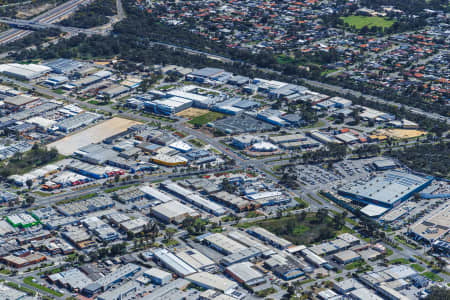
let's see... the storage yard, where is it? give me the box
[48,117,141,155]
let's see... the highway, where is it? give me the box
[0,0,93,45]
[0,17,100,35]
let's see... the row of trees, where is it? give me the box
[302,143,347,164]
[0,144,59,181]
[390,141,450,178]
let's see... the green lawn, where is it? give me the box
[104,184,138,193]
[188,138,206,148]
[389,258,410,265]
[294,197,309,208]
[53,88,66,95]
[411,264,425,272]
[341,16,395,30]
[88,100,111,106]
[188,111,225,126]
[238,213,346,245]
[23,277,63,297]
[344,260,365,270]
[256,287,276,297]
[422,271,443,282]
[245,211,260,219]
[5,282,36,296]
[276,54,296,65]
[162,239,179,247]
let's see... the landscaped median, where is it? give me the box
[23,276,64,297]
[6,281,36,296]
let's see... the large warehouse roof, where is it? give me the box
[204,233,247,254]
[152,200,197,220]
[338,171,432,207]
[186,272,237,292]
[154,249,197,277]
[0,63,51,79]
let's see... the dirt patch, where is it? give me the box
[376,129,427,139]
[176,107,208,118]
[48,117,141,155]
[16,3,53,19]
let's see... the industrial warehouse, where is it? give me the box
[0,44,446,300]
[338,171,433,208]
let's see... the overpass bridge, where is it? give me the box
[0,17,100,35]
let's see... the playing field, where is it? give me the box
[176,108,209,118]
[341,16,395,30]
[377,129,427,139]
[188,111,225,126]
[48,117,141,155]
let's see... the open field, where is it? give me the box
[239,213,345,245]
[48,117,141,155]
[377,129,427,139]
[188,111,225,126]
[341,16,395,30]
[177,107,209,118]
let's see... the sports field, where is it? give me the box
[341,16,395,30]
[48,117,141,155]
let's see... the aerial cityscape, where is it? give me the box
[0,0,447,299]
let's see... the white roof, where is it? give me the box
[140,186,173,203]
[226,262,263,282]
[176,248,215,269]
[246,191,282,200]
[251,142,278,151]
[360,204,389,217]
[26,116,57,129]
[168,90,209,103]
[350,288,383,300]
[204,233,247,254]
[169,140,192,152]
[152,200,197,218]
[144,268,172,279]
[154,249,197,277]
[152,154,188,164]
[186,272,237,292]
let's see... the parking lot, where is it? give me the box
[291,158,379,190]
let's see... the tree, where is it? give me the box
[165,227,177,240]
[25,179,33,190]
[350,108,361,125]
[315,208,329,223]
[25,195,35,206]
[221,178,236,193]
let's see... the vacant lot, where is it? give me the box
[188,111,225,126]
[177,108,209,118]
[48,117,141,155]
[240,213,344,245]
[378,129,427,139]
[341,16,395,30]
